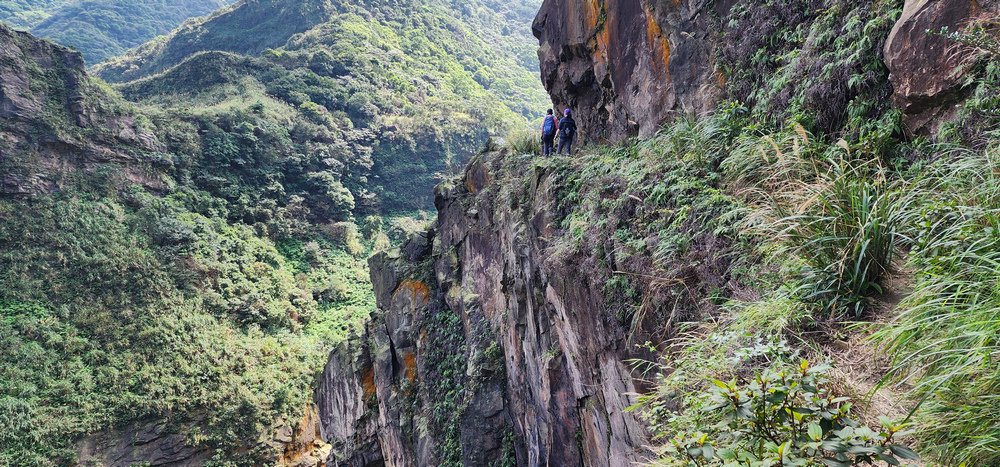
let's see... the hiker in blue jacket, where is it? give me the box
[558,108,577,155]
[541,109,558,156]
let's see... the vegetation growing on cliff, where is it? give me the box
[6,0,1000,464]
[626,116,1000,466]
[0,188,378,464]
[489,6,1000,462]
[497,100,998,465]
[721,0,903,137]
[0,0,543,463]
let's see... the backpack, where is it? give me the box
[542,116,556,136]
[561,118,576,138]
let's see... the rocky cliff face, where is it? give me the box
[533,0,727,142]
[0,24,166,197]
[533,0,998,143]
[317,151,667,466]
[314,2,1000,465]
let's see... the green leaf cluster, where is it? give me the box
[663,361,918,467]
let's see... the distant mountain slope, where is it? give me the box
[95,0,334,80]
[97,0,549,212]
[95,0,546,116]
[0,0,69,29]
[0,0,232,64]
[32,0,233,64]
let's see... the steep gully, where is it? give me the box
[313,1,997,466]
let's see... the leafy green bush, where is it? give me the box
[661,361,918,467]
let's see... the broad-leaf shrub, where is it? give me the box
[662,361,918,467]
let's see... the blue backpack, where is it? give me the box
[542,116,556,136]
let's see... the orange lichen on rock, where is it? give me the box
[644,3,671,75]
[395,279,431,307]
[361,366,377,400]
[402,351,418,382]
[464,164,490,194]
[584,0,610,65]
[276,405,331,466]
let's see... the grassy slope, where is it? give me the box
[500,90,1000,466]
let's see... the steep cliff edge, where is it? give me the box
[0,24,166,196]
[317,139,738,465]
[533,0,726,142]
[319,151,653,466]
[533,0,998,143]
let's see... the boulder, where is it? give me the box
[884,0,1000,136]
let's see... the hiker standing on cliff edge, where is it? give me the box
[541,109,558,156]
[558,108,577,155]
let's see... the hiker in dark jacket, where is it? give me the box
[558,108,577,155]
[541,109,558,156]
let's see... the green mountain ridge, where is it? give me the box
[0,0,233,64]
[98,0,548,215]
[0,0,546,463]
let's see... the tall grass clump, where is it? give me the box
[505,127,542,155]
[874,148,1000,465]
[784,166,901,316]
[724,125,902,317]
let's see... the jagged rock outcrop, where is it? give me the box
[532,0,729,143]
[76,420,213,467]
[884,0,1000,136]
[77,410,331,467]
[0,24,167,197]
[318,151,661,466]
[316,329,384,467]
[270,406,334,467]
